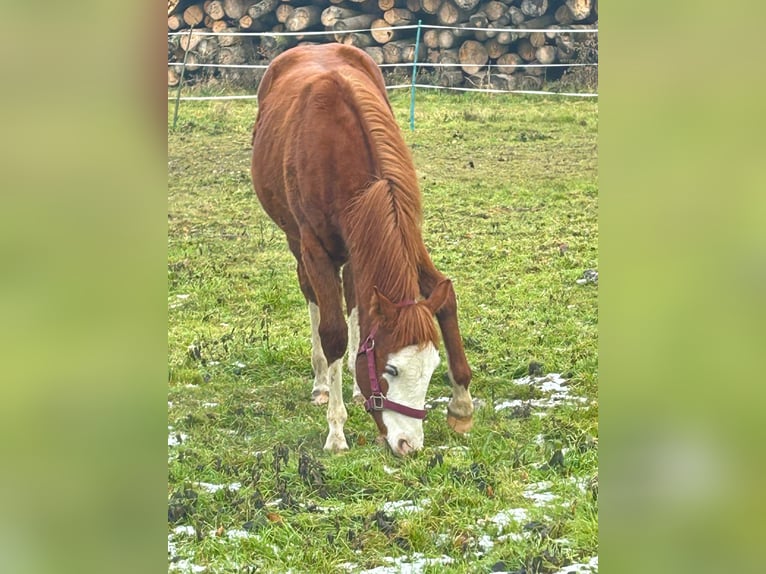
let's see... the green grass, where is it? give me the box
[168,89,598,573]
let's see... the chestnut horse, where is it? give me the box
[251,44,473,456]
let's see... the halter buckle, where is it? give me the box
[367,393,385,412]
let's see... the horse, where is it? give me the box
[250,43,474,456]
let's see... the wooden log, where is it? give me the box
[496,52,522,73]
[364,46,386,65]
[379,0,407,9]
[384,8,414,26]
[520,0,548,18]
[223,0,252,20]
[516,38,536,61]
[342,32,375,48]
[183,4,205,27]
[437,0,466,26]
[515,74,543,90]
[437,69,464,87]
[525,59,544,76]
[382,40,404,64]
[507,6,525,25]
[458,39,488,74]
[333,13,377,31]
[239,14,270,30]
[211,19,230,33]
[217,27,241,47]
[371,18,400,43]
[544,24,560,41]
[566,0,592,21]
[495,27,518,46]
[529,31,546,48]
[485,14,509,39]
[382,39,424,64]
[195,36,219,60]
[168,14,188,30]
[184,51,203,72]
[285,5,322,32]
[275,4,294,24]
[422,29,440,49]
[535,44,556,64]
[259,33,296,59]
[522,14,556,30]
[468,11,488,29]
[204,0,226,20]
[482,1,506,21]
[419,0,441,15]
[203,15,214,28]
[438,28,458,49]
[180,29,207,51]
[406,0,421,11]
[248,0,279,20]
[488,73,517,91]
[454,0,481,11]
[554,4,574,25]
[555,32,575,62]
[168,67,181,87]
[321,6,360,27]
[484,38,509,59]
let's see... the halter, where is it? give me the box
[357,300,428,420]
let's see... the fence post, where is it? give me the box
[409,19,422,132]
[172,26,195,129]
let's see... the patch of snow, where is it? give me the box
[485,508,529,532]
[523,481,558,506]
[233,361,246,368]
[551,556,598,573]
[168,432,188,447]
[495,373,588,413]
[357,553,454,574]
[202,402,218,408]
[382,465,398,475]
[176,294,190,300]
[224,529,251,539]
[169,558,206,573]
[195,482,241,494]
[381,498,430,515]
[172,525,196,537]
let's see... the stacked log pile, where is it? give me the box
[168,0,597,90]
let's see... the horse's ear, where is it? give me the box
[371,286,398,324]
[424,279,452,314]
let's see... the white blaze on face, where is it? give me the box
[380,343,440,456]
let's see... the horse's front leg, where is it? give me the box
[301,234,349,452]
[342,264,364,404]
[419,265,474,433]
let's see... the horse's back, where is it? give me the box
[251,44,392,244]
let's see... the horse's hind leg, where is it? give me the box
[300,233,349,452]
[418,264,474,433]
[342,264,364,404]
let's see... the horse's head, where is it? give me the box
[356,281,452,456]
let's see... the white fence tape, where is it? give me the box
[168,23,598,98]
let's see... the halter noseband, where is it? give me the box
[357,300,428,420]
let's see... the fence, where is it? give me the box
[168,22,597,127]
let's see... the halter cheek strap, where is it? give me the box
[358,301,428,420]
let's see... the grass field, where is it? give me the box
[168,89,598,573]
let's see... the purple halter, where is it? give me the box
[357,300,428,420]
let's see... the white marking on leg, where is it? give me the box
[346,306,363,403]
[445,348,474,419]
[309,302,329,405]
[380,344,440,456]
[323,359,349,452]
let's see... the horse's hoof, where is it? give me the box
[311,390,329,406]
[447,413,473,434]
[323,435,349,452]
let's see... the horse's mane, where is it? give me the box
[338,72,439,349]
